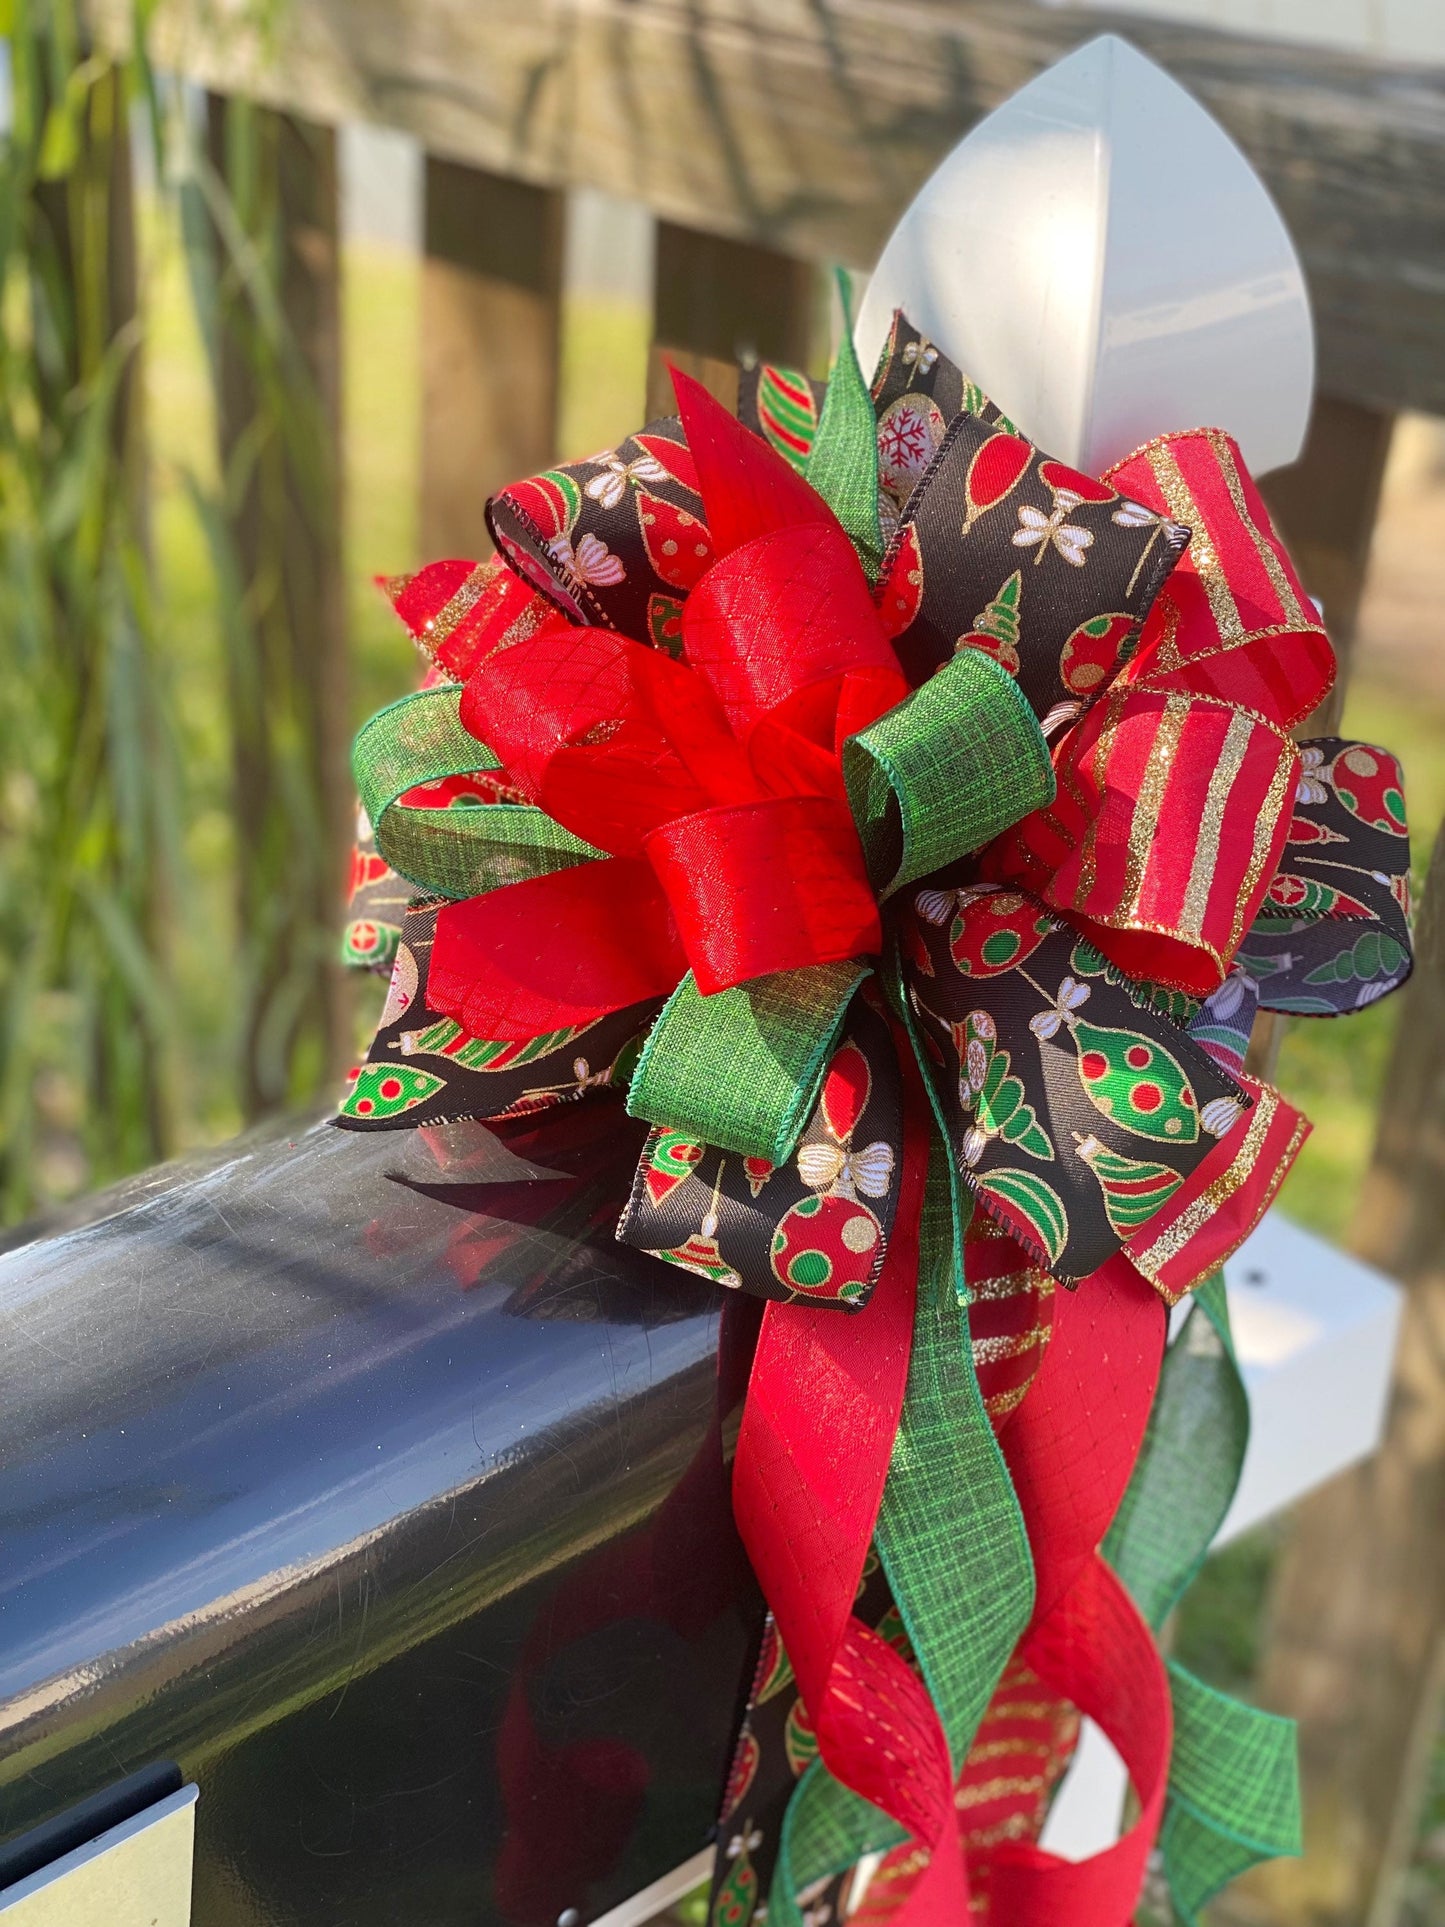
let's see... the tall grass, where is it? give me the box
[0,4,178,1217]
[0,1,343,1222]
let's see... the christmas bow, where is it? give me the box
[337,310,1413,1927]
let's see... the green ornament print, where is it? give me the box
[1074,1133,1185,1237]
[341,1063,445,1120]
[399,1018,583,1072]
[956,1010,1053,1164]
[711,1829,761,1927]
[1030,976,1200,1144]
[977,1168,1069,1266]
[1304,929,1410,987]
[971,568,1022,650]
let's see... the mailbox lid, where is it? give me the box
[0,1106,759,1924]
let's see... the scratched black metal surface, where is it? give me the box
[0,1103,760,1924]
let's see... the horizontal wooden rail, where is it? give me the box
[94,0,1445,415]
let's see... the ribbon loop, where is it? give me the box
[645,797,880,994]
[844,650,1055,899]
[985,687,1302,995]
[353,687,603,899]
[627,961,868,1166]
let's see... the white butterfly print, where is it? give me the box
[1111,499,1164,529]
[1296,744,1329,807]
[1029,976,1092,1041]
[1013,501,1095,567]
[583,452,668,510]
[796,1139,895,1200]
[547,529,626,586]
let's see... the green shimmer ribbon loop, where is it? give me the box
[627,962,869,1164]
[1163,1663,1302,1924]
[353,687,602,899]
[843,651,1056,900]
[1106,1275,1302,1922]
[1104,1274,1248,1626]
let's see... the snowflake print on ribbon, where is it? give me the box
[877,394,945,504]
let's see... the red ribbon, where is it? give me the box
[733,1047,972,1927]
[434,374,908,1036]
[984,428,1332,995]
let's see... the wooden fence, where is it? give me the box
[82,2,1445,1920]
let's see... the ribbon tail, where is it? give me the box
[735,1049,964,1915]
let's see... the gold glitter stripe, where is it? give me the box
[971,1325,1051,1367]
[966,1738,1048,1764]
[1101,426,1218,480]
[960,1812,1037,1853]
[1147,443,1243,645]
[1180,708,1255,943]
[421,563,489,655]
[955,1774,1046,1811]
[969,1266,1054,1301]
[1122,693,1191,917]
[1208,429,1311,629]
[1151,1103,1309,1305]
[1227,739,1298,957]
[1130,1089,1279,1281]
[1148,595,1184,675]
[984,1383,1033,1420]
[1073,687,1128,908]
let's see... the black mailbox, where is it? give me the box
[0,1105,760,1923]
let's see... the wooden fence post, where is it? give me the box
[1225,815,1445,1927]
[1259,395,1397,730]
[206,99,350,1116]
[1243,395,1396,1082]
[647,224,825,419]
[419,159,565,557]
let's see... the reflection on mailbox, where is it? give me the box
[0,1114,761,1926]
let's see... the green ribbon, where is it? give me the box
[769,1159,1036,1927]
[1163,1663,1301,1922]
[804,272,885,583]
[844,650,1056,899]
[627,962,869,1164]
[1106,1275,1302,1922]
[352,687,602,899]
